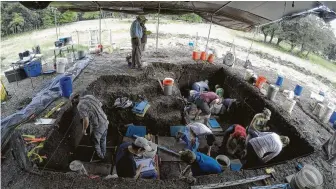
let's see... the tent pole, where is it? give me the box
[205,16,213,52]
[99,9,102,45]
[156,3,161,53]
[54,8,58,40]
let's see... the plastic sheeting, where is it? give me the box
[1,56,93,149]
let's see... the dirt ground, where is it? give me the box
[1,22,336,188]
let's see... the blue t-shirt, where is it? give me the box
[116,142,137,178]
[191,152,222,176]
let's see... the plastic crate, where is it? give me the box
[24,60,42,77]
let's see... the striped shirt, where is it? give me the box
[249,133,282,163]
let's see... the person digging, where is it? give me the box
[115,137,157,179]
[243,126,290,167]
[192,91,221,126]
[71,92,109,161]
[221,124,247,159]
[176,122,216,155]
[179,149,222,177]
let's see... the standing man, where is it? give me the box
[130,15,144,69]
[71,92,109,160]
[194,91,221,125]
[140,17,148,52]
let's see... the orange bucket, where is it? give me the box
[163,78,174,86]
[255,76,267,89]
[192,51,200,60]
[200,52,207,61]
[207,54,215,63]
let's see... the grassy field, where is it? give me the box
[240,35,336,73]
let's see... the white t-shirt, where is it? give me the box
[187,122,213,136]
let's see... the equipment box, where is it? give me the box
[4,67,28,83]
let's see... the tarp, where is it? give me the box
[21,1,336,31]
[1,56,93,149]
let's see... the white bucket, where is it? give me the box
[56,58,67,73]
[290,164,323,189]
[66,53,74,63]
[320,103,335,123]
[244,69,254,81]
[283,97,296,114]
[313,103,325,118]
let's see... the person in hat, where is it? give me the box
[221,124,247,159]
[248,108,271,132]
[176,122,216,155]
[179,150,222,177]
[115,137,155,179]
[140,16,148,52]
[130,15,144,69]
[71,91,108,160]
[244,127,290,166]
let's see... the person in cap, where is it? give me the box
[130,15,144,69]
[115,137,154,179]
[176,122,216,155]
[248,108,271,132]
[179,150,222,177]
[221,124,247,159]
[194,91,221,125]
[215,85,224,98]
[71,91,108,160]
[140,16,148,52]
[244,127,290,166]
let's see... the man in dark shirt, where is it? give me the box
[115,137,152,178]
[179,150,222,177]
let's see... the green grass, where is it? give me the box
[239,35,336,72]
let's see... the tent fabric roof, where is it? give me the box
[46,1,336,31]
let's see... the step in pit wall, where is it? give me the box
[87,74,184,136]
[208,68,315,164]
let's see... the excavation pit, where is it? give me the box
[36,63,314,177]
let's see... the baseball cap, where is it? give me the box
[134,137,152,151]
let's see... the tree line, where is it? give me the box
[260,15,336,60]
[0,2,129,37]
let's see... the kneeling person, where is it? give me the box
[116,137,157,179]
[180,150,222,176]
[245,130,290,165]
[221,124,247,159]
[176,122,216,155]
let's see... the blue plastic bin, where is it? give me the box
[330,111,336,124]
[24,60,42,77]
[275,76,284,87]
[294,85,303,96]
[60,76,73,98]
[125,124,146,137]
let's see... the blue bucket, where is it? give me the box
[275,76,284,87]
[294,85,303,96]
[60,76,72,98]
[188,41,194,47]
[330,111,336,124]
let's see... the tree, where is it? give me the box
[82,12,100,20]
[59,11,77,24]
[9,13,24,34]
